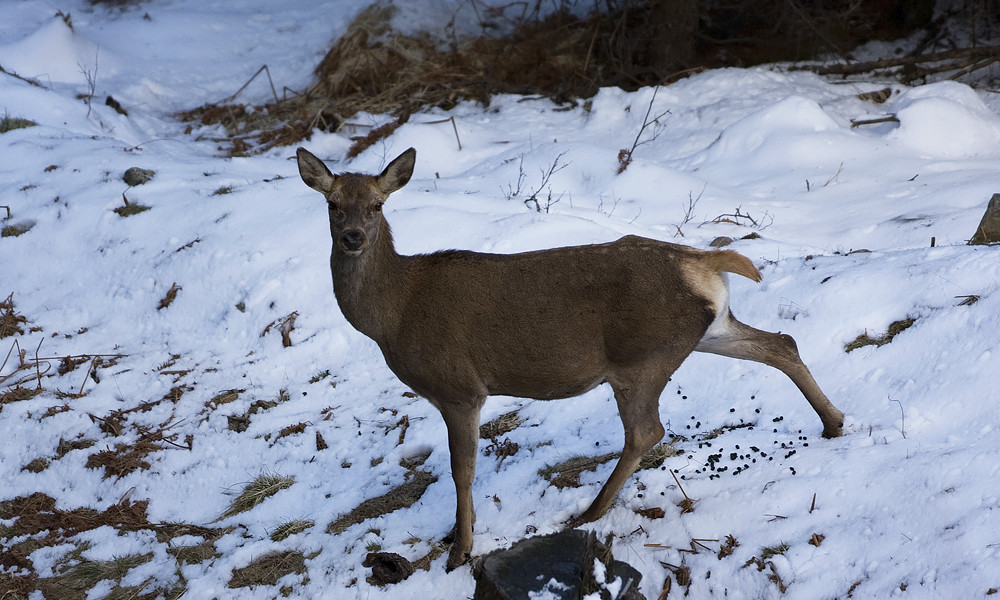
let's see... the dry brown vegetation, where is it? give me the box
[845,317,917,352]
[1,293,27,338]
[0,490,230,599]
[178,0,984,156]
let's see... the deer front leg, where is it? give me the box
[439,403,482,571]
[569,370,671,528]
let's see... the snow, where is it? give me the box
[3,1,1000,599]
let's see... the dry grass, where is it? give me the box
[176,0,936,156]
[845,317,916,352]
[479,410,525,440]
[176,2,687,155]
[539,440,681,489]
[1,386,42,405]
[167,538,219,564]
[1,113,37,133]
[2,220,35,238]
[1,293,27,338]
[219,473,295,520]
[1,492,224,599]
[38,553,152,599]
[228,550,308,588]
[262,312,298,347]
[157,282,181,310]
[539,452,620,489]
[269,519,314,542]
[327,470,437,534]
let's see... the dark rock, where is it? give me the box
[969,193,1000,245]
[709,236,733,248]
[363,552,415,585]
[473,530,644,600]
[123,167,155,186]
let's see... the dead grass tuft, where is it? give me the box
[0,493,151,544]
[113,202,151,217]
[479,410,525,440]
[37,553,152,599]
[1,386,42,405]
[270,519,314,542]
[539,441,678,489]
[1,293,28,338]
[220,473,295,520]
[168,538,220,565]
[1,113,37,133]
[539,452,619,489]
[228,550,308,588]
[262,312,298,347]
[327,470,437,534]
[157,282,181,310]
[845,317,916,352]
[206,388,244,410]
[85,441,155,479]
[272,422,308,444]
[2,220,35,238]
[638,440,684,470]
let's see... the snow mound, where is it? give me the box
[889,81,1000,158]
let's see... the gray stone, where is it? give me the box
[123,167,155,186]
[473,530,644,600]
[969,193,1000,245]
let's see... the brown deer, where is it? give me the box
[295,146,844,571]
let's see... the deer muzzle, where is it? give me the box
[340,229,366,253]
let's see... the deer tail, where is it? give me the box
[702,249,762,283]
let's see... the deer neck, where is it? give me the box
[330,218,411,342]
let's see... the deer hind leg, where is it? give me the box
[439,399,483,572]
[696,310,844,438]
[569,363,677,527]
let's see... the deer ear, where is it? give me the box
[296,148,336,194]
[377,147,416,194]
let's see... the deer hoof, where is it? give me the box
[445,547,470,572]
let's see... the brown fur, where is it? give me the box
[295,147,844,571]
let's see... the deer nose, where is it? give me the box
[341,229,366,251]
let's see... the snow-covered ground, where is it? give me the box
[2,2,1000,599]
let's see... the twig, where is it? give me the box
[678,538,719,554]
[889,396,906,439]
[78,356,99,397]
[524,152,569,213]
[674,185,705,237]
[33,338,44,390]
[824,162,844,187]
[219,65,280,104]
[0,205,10,219]
[421,116,463,151]
[618,87,671,174]
[78,50,99,119]
[0,65,46,88]
[809,492,817,513]
[850,115,900,128]
[670,469,697,514]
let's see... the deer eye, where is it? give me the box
[373,202,383,213]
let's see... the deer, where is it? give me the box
[295,146,845,571]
